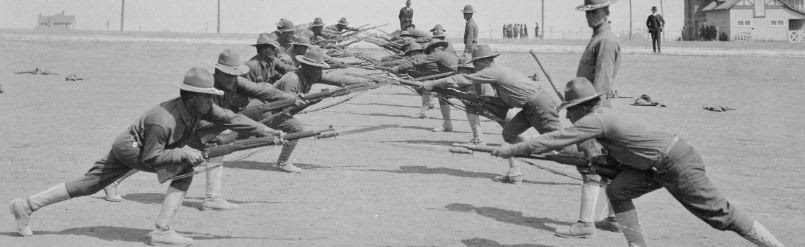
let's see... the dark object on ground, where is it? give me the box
[14,68,59,75]
[65,74,86,81]
[632,94,666,107]
[703,105,736,112]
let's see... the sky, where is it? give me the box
[1,0,683,39]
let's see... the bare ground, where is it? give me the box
[0,37,803,247]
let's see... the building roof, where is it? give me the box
[702,0,741,12]
[38,13,75,25]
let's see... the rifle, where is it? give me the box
[257,81,382,124]
[160,126,339,182]
[366,74,510,122]
[449,143,623,179]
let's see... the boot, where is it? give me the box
[615,208,648,247]
[466,112,484,145]
[276,141,302,173]
[152,185,192,246]
[741,221,785,247]
[103,169,137,202]
[555,220,596,238]
[201,159,238,211]
[148,228,193,246]
[414,106,428,119]
[595,216,622,233]
[9,183,72,236]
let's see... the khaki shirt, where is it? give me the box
[428,63,543,108]
[244,55,297,84]
[274,70,370,94]
[576,22,621,97]
[463,19,479,53]
[505,108,677,171]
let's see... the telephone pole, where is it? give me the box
[541,0,545,38]
[120,0,125,31]
[628,0,633,40]
[217,0,221,33]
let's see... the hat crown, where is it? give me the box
[432,29,445,36]
[564,77,598,103]
[312,17,324,26]
[302,46,325,63]
[338,17,348,25]
[292,36,311,46]
[255,33,279,47]
[578,0,617,11]
[471,45,495,60]
[278,19,295,31]
[217,49,242,67]
[462,4,475,13]
[182,67,215,90]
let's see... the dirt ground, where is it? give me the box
[0,36,803,247]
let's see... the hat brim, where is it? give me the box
[576,0,617,11]
[295,55,330,68]
[215,63,250,76]
[557,92,605,110]
[251,42,279,48]
[462,10,475,13]
[404,49,423,56]
[468,53,500,63]
[425,41,449,52]
[178,83,224,96]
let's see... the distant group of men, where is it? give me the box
[502,23,531,39]
[9,0,786,247]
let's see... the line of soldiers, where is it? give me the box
[502,23,529,39]
[8,1,787,246]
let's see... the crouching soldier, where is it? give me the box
[9,67,281,245]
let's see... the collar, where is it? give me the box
[172,97,196,126]
[593,22,611,36]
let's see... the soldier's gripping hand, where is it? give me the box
[180,146,205,166]
[294,94,309,107]
[422,81,436,91]
[491,146,515,159]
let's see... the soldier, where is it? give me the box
[492,78,786,247]
[423,44,562,184]
[578,0,621,104]
[430,24,458,56]
[391,40,458,124]
[461,4,479,58]
[274,45,374,98]
[287,36,347,68]
[275,19,297,63]
[535,21,540,38]
[326,17,360,33]
[9,67,280,245]
[646,6,665,53]
[552,0,624,238]
[243,33,297,85]
[456,57,497,145]
[305,17,339,44]
[399,0,413,31]
[103,50,308,209]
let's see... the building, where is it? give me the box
[684,0,805,41]
[37,11,76,30]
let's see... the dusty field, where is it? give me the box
[0,36,804,247]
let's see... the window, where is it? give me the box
[770,20,786,27]
[738,20,751,27]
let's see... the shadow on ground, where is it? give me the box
[462,237,556,247]
[446,203,571,233]
[364,166,576,186]
[119,193,286,209]
[0,226,270,244]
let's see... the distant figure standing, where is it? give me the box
[535,21,540,38]
[399,0,414,31]
[524,24,529,39]
[646,6,665,53]
[462,4,478,57]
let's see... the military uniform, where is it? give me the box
[399,6,413,30]
[463,18,478,54]
[244,55,297,85]
[577,21,620,104]
[274,70,368,94]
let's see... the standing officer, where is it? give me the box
[9,68,279,245]
[423,44,562,184]
[462,4,479,58]
[553,0,623,238]
[646,6,665,53]
[492,78,786,247]
[399,0,413,31]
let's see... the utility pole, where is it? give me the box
[660,0,665,41]
[541,0,545,39]
[628,0,633,40]
[217,0,221,33]
[120,0,125,31]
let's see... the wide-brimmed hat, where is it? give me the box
[311,17,325,27]
[429,24,446,33]
[576,0,617,11]
[462,4,475,13]
[557,77,604,110]
[468,44,499,63]
[425,40,449,53]
[251,33,279,47]
[277,19,295,32]
[295,46,330,68]
[214,49,250,76]
[403,43,424,55]
[338,17,349,26]
[291,36,312,47]
[178,67,223,96]
[431,29,446,38]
